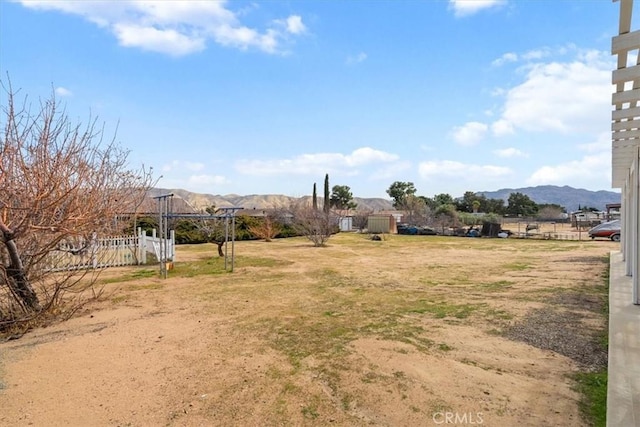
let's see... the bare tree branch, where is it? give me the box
[290,201,336,247]
[0,79,153,330]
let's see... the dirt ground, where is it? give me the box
[0,233,612,426]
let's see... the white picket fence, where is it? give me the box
[46,229,175,272]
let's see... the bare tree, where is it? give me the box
[248,211,282,242]
[0,82,152,328]
[194,207,228,257]
[291,203,336,247]
[403,194,428,225]
[537,205,565,221]
[352,210,372,232]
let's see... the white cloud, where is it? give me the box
[490,119,514,136]
[493,147,528,158]
[579,132,611,153]
[348,147,399,165]
[526,153,610,187]
[55,86,72,97]
[419,160,513,182]
[18,1,305,56]
[235,147,399,176]
[114,23,206,56]
[451,121,488,146]
[492,52,517,67]
[212,25,278,53]
[494,45,569,67]
[526,132,611,188]
[285,15,306,35]
[370,160,413,180]
[522,48,552,61]
[159,173,229,193]
[419,160,512,178]
[346,52,368,65]
[162,160,205,172]
[186,162,206,172]
[491,49,612,135]
[449,0,506,17]
[188,174,229,186]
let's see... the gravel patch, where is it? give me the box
[503,306,607,372]
[550,291,604,314]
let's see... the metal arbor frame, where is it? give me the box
[153,193,243,277]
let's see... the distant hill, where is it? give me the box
[147,185,619,215]
[148,188,395,212]
[478,185,620,212]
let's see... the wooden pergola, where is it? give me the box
[613,0,640,303]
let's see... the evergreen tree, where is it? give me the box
[323,173,330,214]
[506,192,538,217]
[312,183,318,210]
[386,181,417,209]
[330,185,358,211]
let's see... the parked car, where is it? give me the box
[588,220,621,241]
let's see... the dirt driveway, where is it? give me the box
[0,234,612,426]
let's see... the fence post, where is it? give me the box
[136,228,142,265]
[170,229,176,262]
[141,229,147,265]
[91,232,98,269]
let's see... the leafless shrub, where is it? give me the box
[248,212,282,242]
[291,204,336,247]
[193,209,228,257]
[352,210,372,232]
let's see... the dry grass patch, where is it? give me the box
[0,233,611,426]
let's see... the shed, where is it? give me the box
[570,210,605,228]
[338,216,353,232]
[367,215,398,234]
[606,203,621,221]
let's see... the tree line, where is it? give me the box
[153,177,566,252]
[386,181,566,224]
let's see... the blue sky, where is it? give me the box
[0,0,623,199]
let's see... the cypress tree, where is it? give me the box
[323,173,330,214]
[312,183,318,210]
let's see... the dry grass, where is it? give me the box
[0,233,612,426]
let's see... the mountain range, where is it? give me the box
[147,188,394,212]
[148,185,620,214]
[478,185,620,213]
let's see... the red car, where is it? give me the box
[588,220,621,241]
